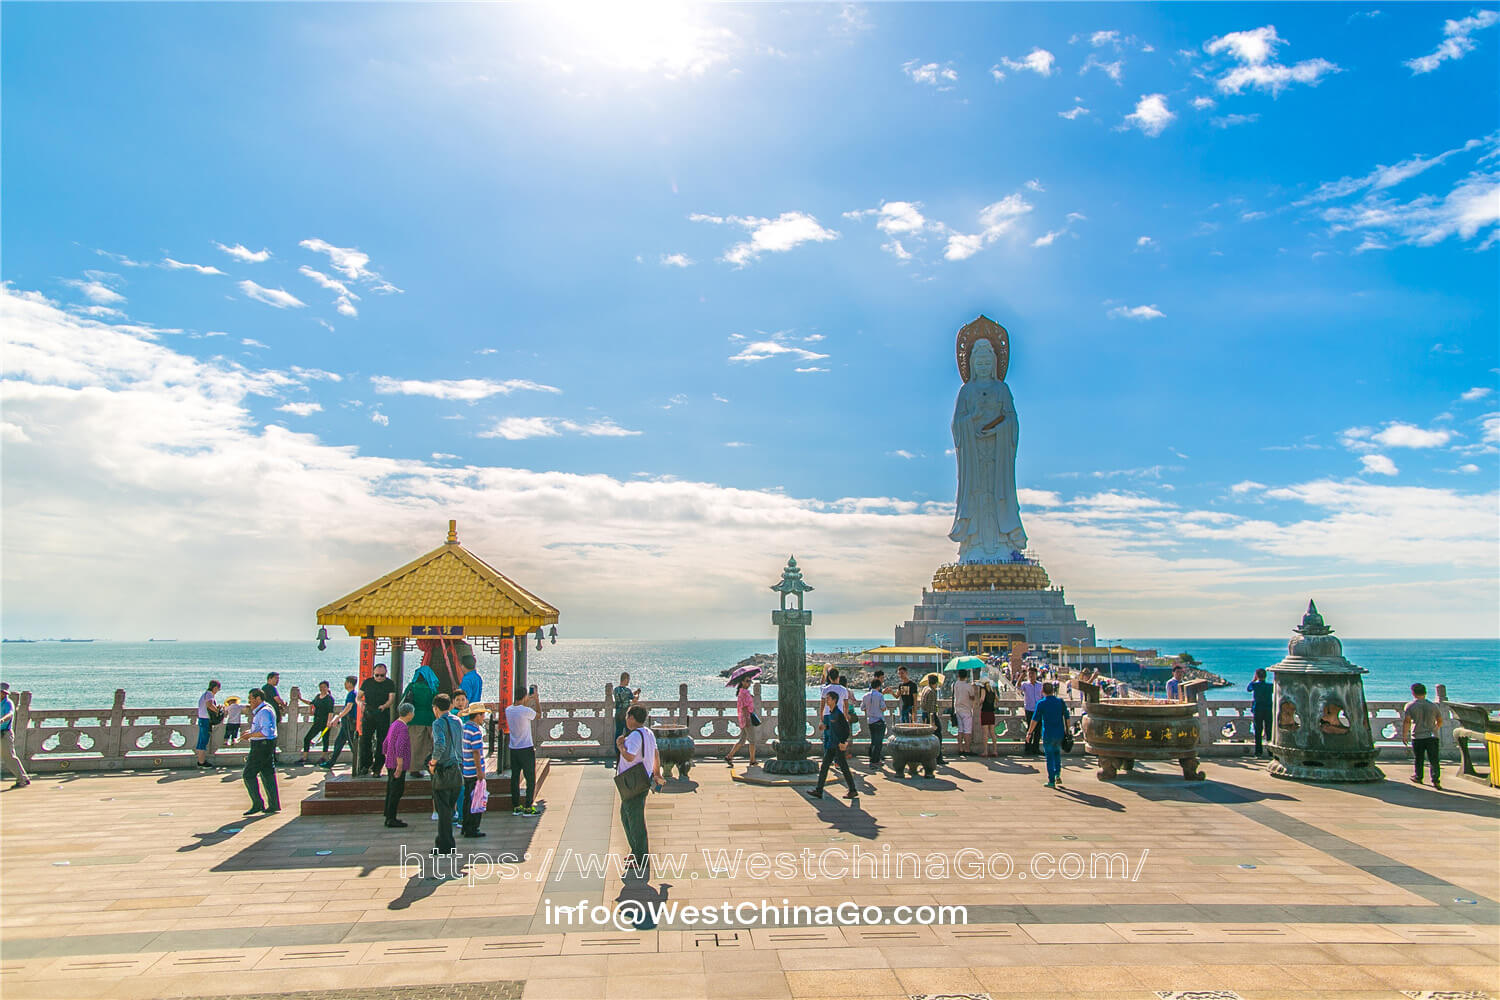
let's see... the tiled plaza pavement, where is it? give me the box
[0,754,1496,1000]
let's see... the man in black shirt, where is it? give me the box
[896,666,917,723]
[261,672,287,721]
[1247,668,1273,758]
[358,664,397,777]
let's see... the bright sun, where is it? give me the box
[528,1,733,80]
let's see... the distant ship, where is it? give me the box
[1,638,37,643]
[148,638,178,642]
[57,638,95,643]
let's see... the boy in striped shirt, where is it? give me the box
[459,706,488,838]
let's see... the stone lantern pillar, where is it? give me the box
[764,557,818,775]
[1268,601,1383,783]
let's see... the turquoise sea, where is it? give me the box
[0,637,1495,711]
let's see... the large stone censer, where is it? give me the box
[887,723,941,778]
[1082,699,1205,780]
[1268,601,1382,783]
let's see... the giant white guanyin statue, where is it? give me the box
[948,316,1027,563]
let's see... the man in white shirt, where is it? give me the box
[237,689,280,815]
[819,667,850,712]
[1019,667,1045,756]
[616,705,663,879]
[859,681,887,768]
[506,687,541,816]
[195,680,221,767]
[952,670,975,755]
[817,667,851,738]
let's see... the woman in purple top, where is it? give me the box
[723,676,758,769]
[381,703,414,828]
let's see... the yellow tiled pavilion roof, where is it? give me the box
[317,523,559,637]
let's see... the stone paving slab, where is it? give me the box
[1,757,1496,999]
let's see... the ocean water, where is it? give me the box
[0,637,1495,711]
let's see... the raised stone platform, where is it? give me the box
[895,563,1096,649]
[299,759,551,816]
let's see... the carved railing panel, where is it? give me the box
[8,690,1491,769]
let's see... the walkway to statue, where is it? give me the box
[1,754,1496,1000]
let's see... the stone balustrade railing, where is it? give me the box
[6,685,1492,773]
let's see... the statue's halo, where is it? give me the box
[956,315,1010,383]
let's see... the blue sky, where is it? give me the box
[2,2,1497,639]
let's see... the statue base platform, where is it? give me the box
[732,763,820,786]
[931,561,1050,591]
[895,562,1095,650]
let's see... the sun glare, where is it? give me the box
[530,0,733,80]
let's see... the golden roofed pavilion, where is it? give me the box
[317,520,559,638]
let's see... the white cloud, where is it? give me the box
[94,249,148,268]
[162,258,226,275]
[1458,463,1481,473]
[371,411,390,427]
[1081,54,1123,82]
[1482,412,1500,443]
[1123,93,1175,136]
[794,367,829,374]
[691,211,839,267]
[299,238,402,295]
[1406,10,1499,74]
[1460,386,1494,401]
[889,449,917,459]
[370,376,561,401]
[63,278,125,305]
[660,253,693,267]
[299,239,373,280]
[724,441,749,448]
[238,280,305,309]
[1088,30,1122,48]
[1360,453,1399,476]
[1136,235,1155,248]
[478,416,642,440]
[1230,480,1266,494]
[729,339,830,364]
[1058,105,1090,119]
[902,60,958,86]
[1025,179,1045,193]
[989,65,1005,82]
[213,242,271,263]
[942,194,1033,260]
[1202,25,1339,95]
[882,239,913,260]
[298,265,353,296]
[1032,230,1064,247]
[1320,168,1500,248]
[1108,304,1165,320]
[1370,422,1453,448]
[276,402,323,417]
[73,304,126,319]
[1298,137,1488,204]
[1192,96,1217,109]
[298,265,361,318]
[1000,48,1056,76]
[241,338,268,349]
[1212,113,1261,128]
